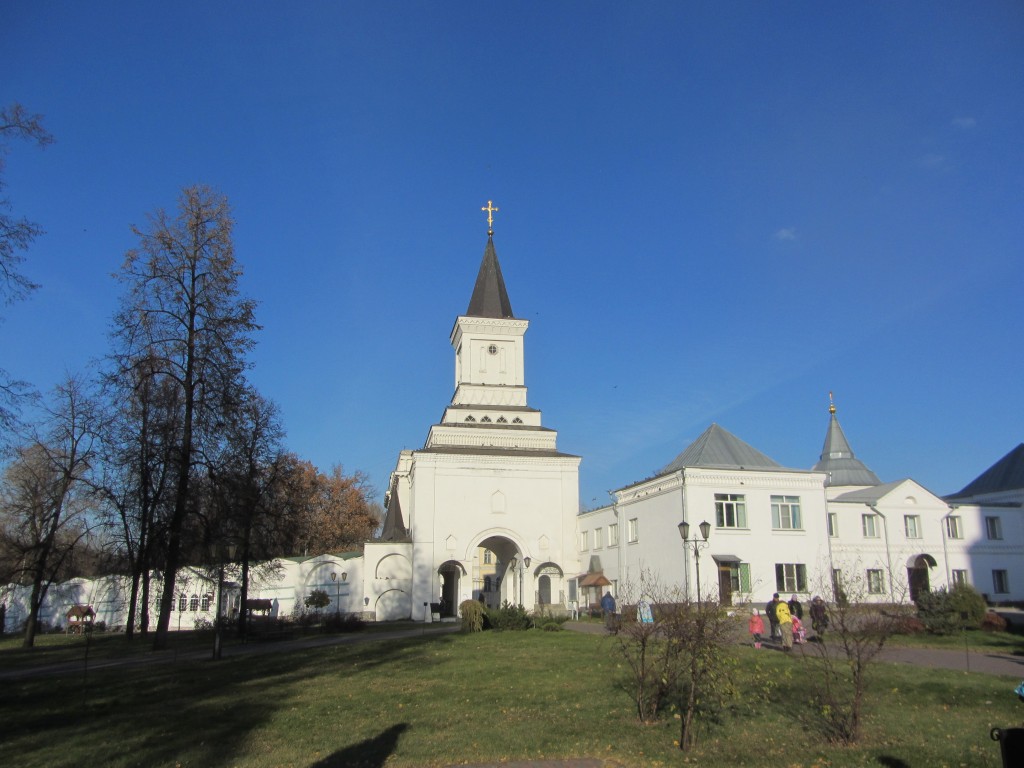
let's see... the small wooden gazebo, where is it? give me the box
[65,605,96,634]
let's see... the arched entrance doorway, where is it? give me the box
[532,562,564,608]
[907,554,937,602]
[438,560,466,617]
[476,534,529,608]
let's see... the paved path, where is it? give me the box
[563,619,1024,678]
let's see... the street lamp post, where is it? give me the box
[331,571,339,616]
[211,542,236,661]
[509,556,532,606]
[678,520,711,606]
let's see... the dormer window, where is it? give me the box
[465,415,476,422]
[497,416,508,423]
[481,416,492,423]
[512,417,523,424]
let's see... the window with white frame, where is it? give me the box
[831,569,845,602]
[827,512,838,538]
[993,569,1010,594]
[608,523,619,547]
[189,594,199,612]
[904,515,921,539]
[715,493,747,528]
[579,531,588,552]
[986,516,1003,540]
[628,518,639,543]
[593,527,603,550]
[946,516,963,539]
[951,569,968,586]
[862,514,879,538]
[484,550,492,564]
[201,595,211,612]
[866,569,885,594]
[774,563,807,593]
[771,495,802,530]
[178,595,187,612]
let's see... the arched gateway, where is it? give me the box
[364,223,581,620]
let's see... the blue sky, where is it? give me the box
[3,3,1023,507]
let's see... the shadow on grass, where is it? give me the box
[876,757,910,768]
[309,723,409,768]
[2,632,453,768]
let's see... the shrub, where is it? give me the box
[981,611,1008,632]
[916,585,987,635]
[459,600,485,632]
[487,601,531,631]
[535,617,564,631]
[324,612,365,633]
[894,615,926,635]
[304,589,331,611]
[948,584,987,628]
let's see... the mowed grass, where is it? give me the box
[1,628,1022,768]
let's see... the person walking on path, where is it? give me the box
[748,608,765,649]
[766,594,781,640]
[776,598,794,652]
[788,594,803,621]
[601,591,616,631]
[810,595,829,637]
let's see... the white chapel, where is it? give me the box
[362,222,582,621]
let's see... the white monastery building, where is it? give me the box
[3,222,1024,631]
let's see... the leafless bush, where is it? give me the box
[801,571,912,744]
[613,570,742,751]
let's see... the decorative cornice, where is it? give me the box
[413,452,581,468]
[686,472,825,490]
[427,425,557,450]
[451,384,529,407]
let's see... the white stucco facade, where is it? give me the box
[4,233,1023,635]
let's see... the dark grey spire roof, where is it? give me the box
[947,443,1024,500]
[378,482,410,542]
[466,236,514,319]
[812,411,881,487]
[660,423,784,473]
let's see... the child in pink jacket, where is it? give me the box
[749,609,765,649]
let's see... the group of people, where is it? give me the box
[748,594,830,652]
[599,589,832,652]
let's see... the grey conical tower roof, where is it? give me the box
[661,423,784,474]
[466,236,514,319]
[378,482,410,542]
[812,404,881,487]
[947,443,1024,500]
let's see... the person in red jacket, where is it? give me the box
[748,608,765,649]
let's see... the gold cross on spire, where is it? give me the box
[481,200,499,236]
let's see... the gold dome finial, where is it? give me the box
[828,391,836,414]
[481,200,499,236]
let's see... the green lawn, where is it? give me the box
[1,628,1021,767]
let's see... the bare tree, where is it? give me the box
[801,567,912,744]
[203,386,284,639]
[613,571,741,750]
[96,354,181,638]
[0,376,98,647]
[110,185,258,650]
[0,103,54,438]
